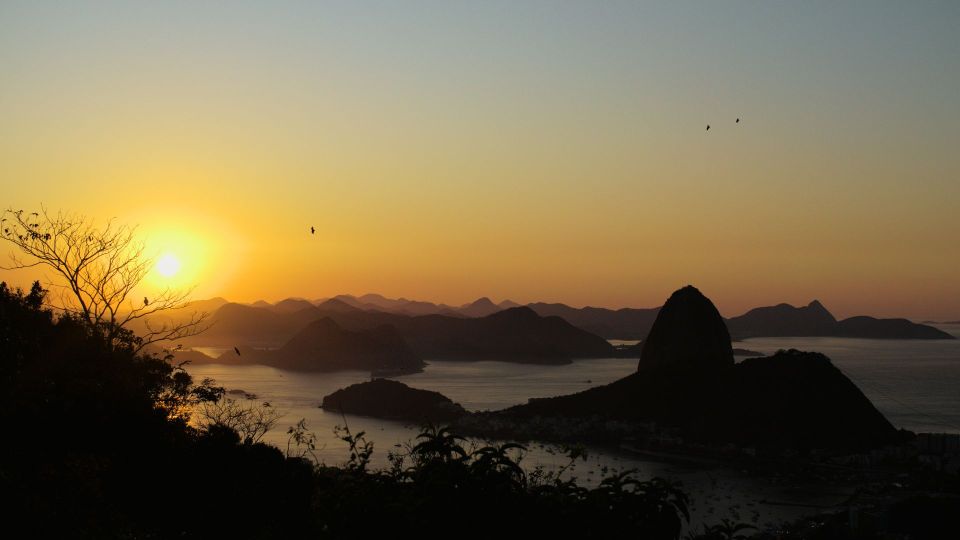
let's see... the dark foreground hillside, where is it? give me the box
[0,281,716,540]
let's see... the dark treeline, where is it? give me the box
[1,281,752,540]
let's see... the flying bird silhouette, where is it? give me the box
[310,226,315,235]
[706,125,710,131]
[234,346,241,356]
[736,118,740,123]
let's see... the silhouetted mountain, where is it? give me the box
[189,294,952,343]
[126,296,229,338]
[169,348,217,365]
[316,298,365,313]
[348,293,395,308]
[638,285,733,372]
[324,307,615,363]
[331,293,459,316]
[527,302,659,340]
[481,286,899,451]
[191,302,614,363]
[332,294,396,311]
[269,298,317,314]
[836,316,954,339]
[250,299,272,308]
[181,296,229,313]
[322,379,465,422]
[193,302,322,346]
[458,297,501,318]
[439,307,613,361]
[496,349,897,451]
[498,299,522,309]
[726,300,837,338]
[726,301,953,340]
[213,318,424,373]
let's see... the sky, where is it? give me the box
[1,1,959,319]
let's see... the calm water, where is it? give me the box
[185,325,960,531]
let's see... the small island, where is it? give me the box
[321,378,466,423]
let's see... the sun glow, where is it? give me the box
[136,210,247,299]
[155,253,181,278]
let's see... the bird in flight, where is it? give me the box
[234,346,241,356]
[736,118,740,123]
[310,226,315,235]
[706,125,710,131]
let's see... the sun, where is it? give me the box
[155,253,181,278]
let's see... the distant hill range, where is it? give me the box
[152,294,952,361]
[725,300,953,340]
[195,317,425,374]
[228,294,952,341]
[181,300,615,367]
[312,294,512,318]
[525,303,660,340]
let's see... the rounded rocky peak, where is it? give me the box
[639,285,734,372]
[487,305,539,321]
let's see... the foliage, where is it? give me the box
[333,419,375,473]
[286,418,320,461]
[687,518,756,540]
[306,420,695,540]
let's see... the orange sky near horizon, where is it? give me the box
[1,2,958,320]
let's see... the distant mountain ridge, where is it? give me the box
[202,317,424,373]
[726,301,953,340]
[725,300,838,338]
[185,301,615,364]
[184,293,952,342]
[526,302,660,340]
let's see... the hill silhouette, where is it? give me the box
[198,302,321,346]
[527,302,660,340]
[326,306,615,363]
[191,302,614,364]
[458,297,501,317]
[638,285,733,372]
[208,294,951,341]
[323,293,515,317]
[727,301,953,340]
[267,298,317,314]
[210,317,424,373]
[494,349,898,450]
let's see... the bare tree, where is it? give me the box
[197,398,283,445]
[1,207,210,352]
